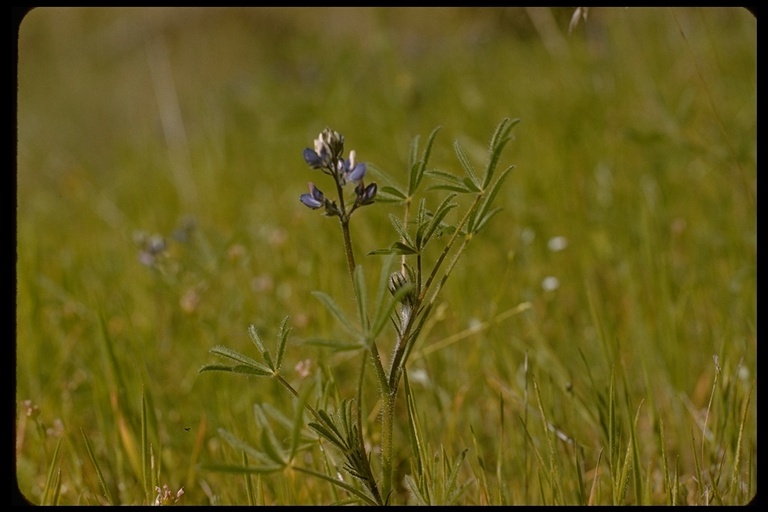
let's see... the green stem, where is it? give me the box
[273,374,324,424]
[425,234,471,308]
[379,195,484,502]
[338,216,388,395]
[401,197,411,277]
[380,389,397,503]
[419,192,483,303]
[340,220,356,283]
[336,196,391,504]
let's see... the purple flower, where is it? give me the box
[300,182,326,209]
[355,182,377,206]
[303,147,325,169]
[303,128,345,170]
[340,150,367,183]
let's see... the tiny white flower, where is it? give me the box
[541,276,560,291]
[547,236,568,252]
[521,227,535,245]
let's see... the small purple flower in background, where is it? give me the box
[134,231,167,267]
[300,182,326,209]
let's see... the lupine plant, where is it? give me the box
[199,118,519,505]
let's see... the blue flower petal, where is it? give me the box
[347,162,367,183]
[303,148,324,168]
[300,193,323,209]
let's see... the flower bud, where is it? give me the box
[388,271,408,296]
[388,271,415,308]
[318,128,344,160]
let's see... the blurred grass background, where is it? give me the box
[16,7,755,505]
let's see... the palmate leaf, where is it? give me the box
[248,325,273,370]
[210,426,319,481]
[429,184,473,194]
[205,345,273,375]
[378,185,408,203]
[217,428,276,466]
[300,337,363,351]
[308,422,346,451]
[417,194,457,250]
[408,125,442,195]
[483,118,520,189]
[425,169,475,194]
[209,344,260,368]
[367,164,407,203]
[289,381,315,460]
[275,315,290,372]
[260,428,287,466]
[468,164,515,234]
[198,363,272,377]
[388,213,415,248]
[425,169,466,187]
[368,241,418,256]
[311,291,362,338]
[453,139,480,189]
[291,466,379,506]
[256,403,293,432]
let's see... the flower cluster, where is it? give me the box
[153,484,184,506]
[300,128,377,217]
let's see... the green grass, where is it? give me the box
[16,7,755,505]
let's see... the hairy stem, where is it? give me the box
[340,220,357,283]
[380,389,397,503]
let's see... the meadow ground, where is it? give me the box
[15,7,755,505]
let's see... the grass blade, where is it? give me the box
[404,370,427,479]
[729,381,753,503]
[532,375,562,504]
[242,451,255,506]
[141,390,150,504]
[81,428,115,505]
[588,448,603,505]
[42,435,64,505]
[630,401,644,504]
